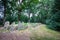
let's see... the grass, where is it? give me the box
[30,24,60,40]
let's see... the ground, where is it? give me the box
[0,23,60,40]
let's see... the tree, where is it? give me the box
[1,0,56,24]
[2,0,18,24]
[2,0,8,24]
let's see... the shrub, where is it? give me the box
[47,11,60,31]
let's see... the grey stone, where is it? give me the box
[18,21,23,30]
[9,22,17,31]
[4,21,10,30]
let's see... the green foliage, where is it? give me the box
[47,11,60,31]
[47,0,60,31]
[2,0,54,23]
[20,14,29,22]
[6,14,18,23]
[2,0,19,23]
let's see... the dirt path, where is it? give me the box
[0,30,31,40]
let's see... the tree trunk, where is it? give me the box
[2,0,7,25]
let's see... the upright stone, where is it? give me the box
[4,21,10,30]
[18,21,23,30]
[9,22,16,31]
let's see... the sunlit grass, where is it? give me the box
[30,24,60,40]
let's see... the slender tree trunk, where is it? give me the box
[17,0,21,21]
[18,12,21,21]
[18,0,23,22]
[28,12,30,22]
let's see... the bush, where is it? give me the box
[47,11,60,31]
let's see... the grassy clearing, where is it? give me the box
[30,24,60,40]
